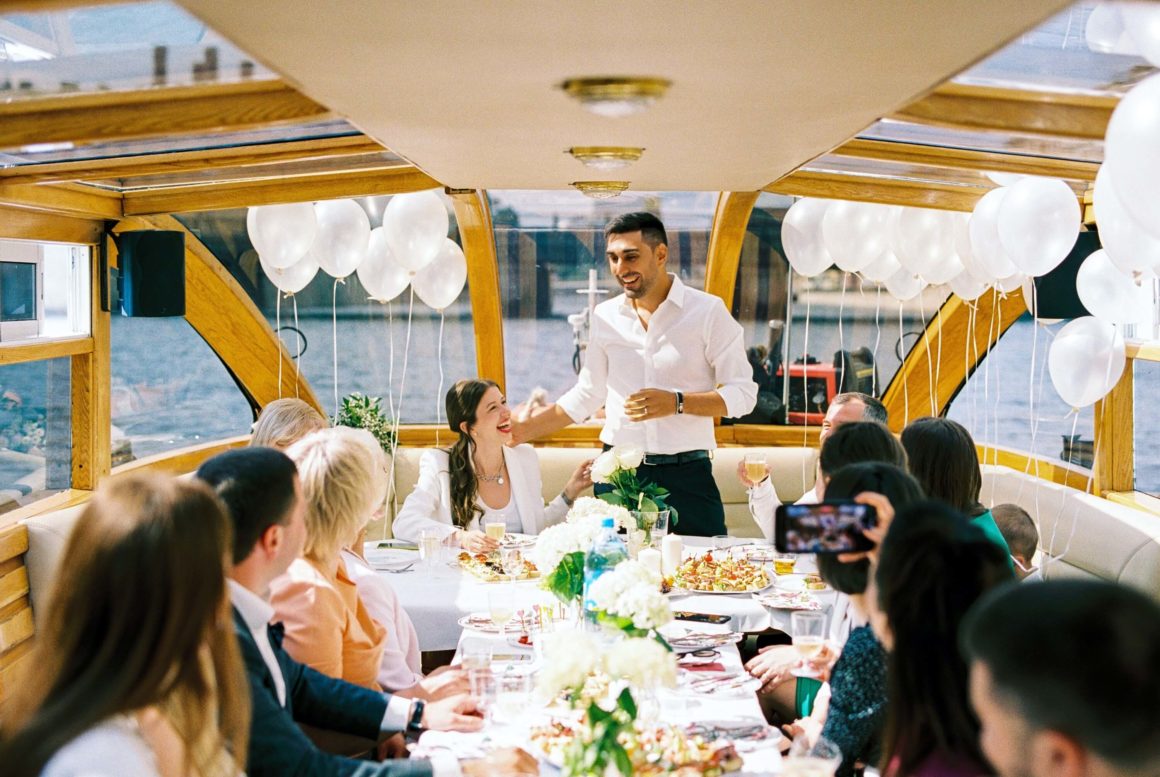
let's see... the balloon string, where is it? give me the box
[872,284,882,397]
[1019,285,1041,504]
[802,283,811,495]
[991,291,1003,489]
[982,289,997,470]
[963,302,974,436]
[275,292,283,400]
[385,299,399,525]
[435,310,446,450]
[292,296,301,399]
[838,272,847,384]
[898,302,908,426]
[1044,410,1083,579]
[332,278,340,418]
[918,293,935,416]
[386,287,415,538]
[934,303,943,413]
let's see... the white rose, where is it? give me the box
[613,445,644,470]
[605,637,677,689]
[589,450,619,484]
[536,628,601,700]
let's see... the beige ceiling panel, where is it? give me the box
[178,0,1071,191]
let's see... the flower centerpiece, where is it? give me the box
[536,629,678,777]
[590,445,678,531]
[586,560,673,645]
[532,498,634,608]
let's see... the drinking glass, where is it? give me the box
[790,610,827,678]
[626,528,648,559]
[488,588,515,631]
[484,518,507,542]
[773,552,798,576]
[743,452,768,485]
[418,529,442,572]
[494,671,532,723]
[500,546,523,581]
[782,734,842,776]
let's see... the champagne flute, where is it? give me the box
[484,517,507,543]
[790,610,827,678]
[418,529,442,573]
[488,588,514,631]
[743,452,768,485]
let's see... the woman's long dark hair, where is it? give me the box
[0,473,249,777]
[875,500,1013,776]
[445,378,500,530]
[900,417,985,517]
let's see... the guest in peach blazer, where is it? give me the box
[270,427,389,690]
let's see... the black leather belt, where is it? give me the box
[641,450,710,466]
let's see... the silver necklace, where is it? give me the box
[475,458,506,485]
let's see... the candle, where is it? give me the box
[661,534,683,576]
[638,548,662,576]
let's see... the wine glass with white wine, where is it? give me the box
[790,610,827,678]
[488,587,514,632]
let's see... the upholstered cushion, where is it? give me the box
[22,503,87,627]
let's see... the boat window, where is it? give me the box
[110,315,252,463]
[729,194,946,427]
[947,314,1095,479]
[177,195,477,424]
[0,239,90,341]
[0,357,71,510]
[489,190,715,411]
[0,0,276,101]
[1134,358,1160,498]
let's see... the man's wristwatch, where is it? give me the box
[407,698,426,731]
[675,390,685,415]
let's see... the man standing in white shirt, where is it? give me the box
[512,212,757,536]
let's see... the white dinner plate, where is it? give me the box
[364,547,417,571]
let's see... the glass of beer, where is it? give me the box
[790,610,827,677]
[773,552,797,576]
[484,518,506,542]
[743,452,768,485]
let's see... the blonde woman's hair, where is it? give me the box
[286,427,387,561]
[251,398,328,450]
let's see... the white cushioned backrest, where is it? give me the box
[21,504,88,628]
[982,464,1160,601]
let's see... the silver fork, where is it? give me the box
[380,562,416,574]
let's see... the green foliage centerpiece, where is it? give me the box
[590,445,678,527]
[334,393,397,453]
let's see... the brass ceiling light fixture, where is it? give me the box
[567,146,645,170]
[571,180,631,199]
[559,77,671,118]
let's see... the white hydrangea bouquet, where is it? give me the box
[536,628,678,777]
[587,560,673,643]
[531,499,630,606]
[590,445,678,527]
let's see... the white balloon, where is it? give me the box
[260,250,319,295]
[995,273,1026,293]
[861,248,902,283]
[247,203,317,269]
[383,191,449,274]
[1048,317,1126,408]
[1093,165,1160,278]
[781,198,835,277]
[948,270,989,301]
[884,267,924,301]
[997,177,1080,277]
[969,188,1019,279]
[954,212,992,284]
[1105,73,1160,241]
[822,201,892,272]
[1122,3,1160,67]
[311,199,370,278]
[1085,4,1139,55]
[357,227,410,302]
[412,238,468,310]
[1076,249,1154,325]
[894,207,958,278]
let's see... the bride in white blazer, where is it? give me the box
[392,379,591,553]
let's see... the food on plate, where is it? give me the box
[456,550,538,582]
[803,573,827,590]
[673,552,770,593]
[530,719,743,775]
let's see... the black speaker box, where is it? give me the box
[117,230,185,317]
[1030,231,1101,319]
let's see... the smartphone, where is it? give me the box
[775,501,877,554]
[673,611,732,625]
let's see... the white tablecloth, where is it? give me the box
[414,622,785,774]
[379,537,835,652]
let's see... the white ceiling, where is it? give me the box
[178,0,1072,192]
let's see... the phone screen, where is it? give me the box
[775,501,877,554]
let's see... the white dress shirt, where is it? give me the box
[41,716,160,777]
[748,479,819,542]
[557,274,757,455]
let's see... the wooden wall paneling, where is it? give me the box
[1093,364,1134,495]
[449,190,506,389]
[110,435,250,478]
[0,183,122,220]
[0,337,92,367]
[704,191,760,306]
[881,288,1027,432]
[0,205,103,244]
[766,169,988,213]
[978,444,1094,493]
[116,215,321,412]
[830,138,1099,183]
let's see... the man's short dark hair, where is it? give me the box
[832,392,887,425]
[605,212,668,248]
[962,580,1160,769]
[195,447,298,564]
[991,503,1038,560]
[819,421,907,478]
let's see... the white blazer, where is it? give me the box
[392,444,568,542]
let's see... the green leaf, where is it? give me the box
[544,551,585,604]
[613,745,633,776]
[617,687,637,718]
